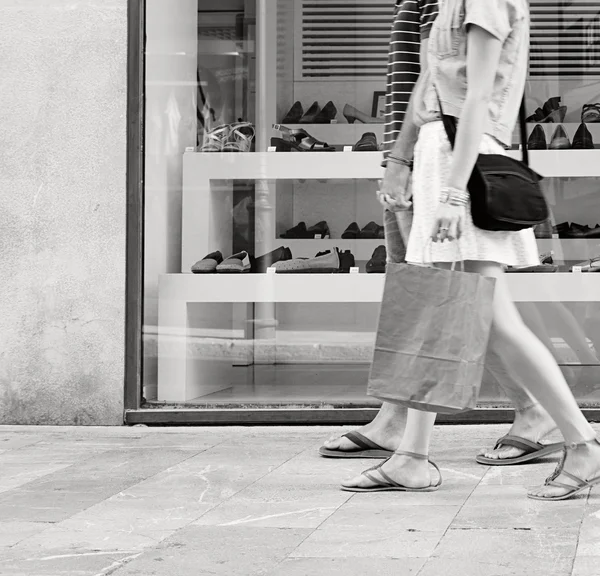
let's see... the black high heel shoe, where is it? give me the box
[282,101,303,124]
[299,102,321,124]
[313,101,337,123]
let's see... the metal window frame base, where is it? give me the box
[125,407,600,426]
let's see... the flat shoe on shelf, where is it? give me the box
[216,251,252,273]
[319,431,393,459]
[191,250,224,274]
[353,132,379,151]
[360,221,382,239]
[274,250,340,273]
[280,221,311,239]
[307,220,330,238]
[366,245,387,273]
[342,222,360,239]
[254,246,292,273]
[476,435,565,466]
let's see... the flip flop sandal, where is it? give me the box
[319,431,393,459]
[528,437,600,501]
[582,103,600,123]
[476,435,565,466]
[340,450,443,493]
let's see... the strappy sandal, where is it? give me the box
[476,435,564,466]
[200,124,231,152]
[340,450,443,493]
[222,122,255,152]
[319,431,394,459]
[528,437,600,501]
[582,103,600,123]
[271,124,336,152]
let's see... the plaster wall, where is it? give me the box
[0,0,128,424]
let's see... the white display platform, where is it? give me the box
[157,272,600,401]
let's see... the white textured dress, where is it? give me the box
[405,121,540,266]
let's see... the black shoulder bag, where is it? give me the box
[437,94,549,231]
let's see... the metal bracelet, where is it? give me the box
[387,154,414,169]
[442,186,469,207]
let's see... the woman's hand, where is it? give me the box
[376,162,412,212]
[431,203,465,243]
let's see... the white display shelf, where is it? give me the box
[184,150,600,179]
[159,272,600,303]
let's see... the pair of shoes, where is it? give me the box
[366,246,387,273]
[271,125,336,152]
[273,248,341,273]
[572,255,600,272]
[529,124,588,150]
[282,101,337,124]
[254,246,292,273]
[563,223,600,239]
[527,436,600,501]
[526,96,567,123]
[200,122,255,152]
[581,103,600,123]
[353,132,379,151]
[191,251,252,274]
[340,450,443,493]
[280,221,330,239]
[506,252,558,273]
[342,222,384,239]
[343,104,384,124]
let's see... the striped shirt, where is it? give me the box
[382,0,439,156]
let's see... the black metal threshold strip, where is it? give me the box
[125,407,600,426]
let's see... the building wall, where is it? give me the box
[0,0,127,425]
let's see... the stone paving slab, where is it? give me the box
[0,424,598,575]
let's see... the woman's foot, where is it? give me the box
[528,437,600,499]
[479,403,557,461]
[341,452,431,490]
[322,405,405,453]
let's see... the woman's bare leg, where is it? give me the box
[467,261,600,498]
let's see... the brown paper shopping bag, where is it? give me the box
[367,261,496,414]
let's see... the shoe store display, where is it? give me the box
[506,252,558,273]
[216,251,253,273]
[564,223,600,239]
[299,101,321,124]
[200,122,255,153]
[342,222,361,239]
[553,222,570,238]
[343,104,384,124]
[313,101,338,123]
[307,221,330,238]
[572,123,595,149]
[280,222,310,239]
[527,124,547,150]
[191,251,224,274]
[254,246,292,273]
[572,255,600,272]
[581,103,600,123]
[282,101,303,124]
[338,250,356,273]
[274,249,340,273]
[359,221,384,239]
[549,125,571,150]
[366,245,387,273]
[271,125,336,152]
[353,132,379,151]
[526,96,567,123]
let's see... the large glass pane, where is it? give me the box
[142,0,600,412]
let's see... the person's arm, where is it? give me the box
[388,38,429,161]
[446,27,503,191]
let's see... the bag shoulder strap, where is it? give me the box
[433,83,529,166]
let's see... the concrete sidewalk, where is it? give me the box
[0,424,598,576]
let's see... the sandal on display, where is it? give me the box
[199,124,231,152]
[340,450,443,493]
[581,103,600,123]
[476,435,565,466]
[271,125,336,152]
[221,122,255,152]
[526,97,567,123]
[527,437,600,501]
[319,431,394,459]
[343,103,384,124]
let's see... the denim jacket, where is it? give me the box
[414,0,529,147]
